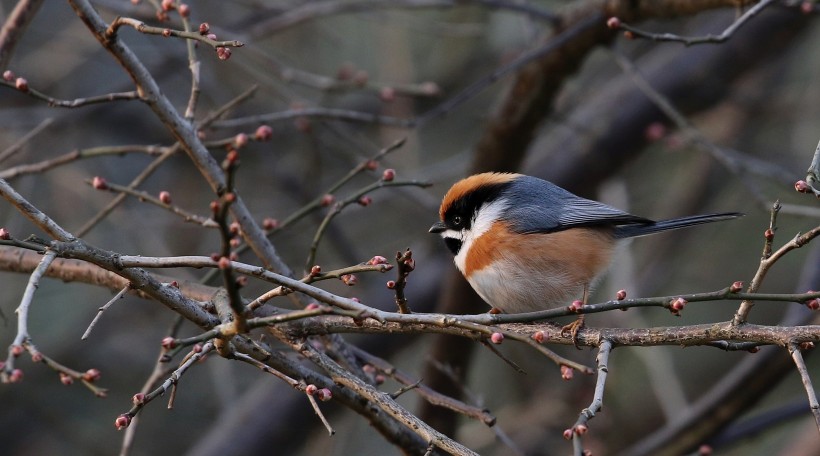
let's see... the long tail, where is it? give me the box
[613,212,743,239]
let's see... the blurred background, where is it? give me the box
[0,1,819,455]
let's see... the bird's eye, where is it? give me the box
[452,215,462,226]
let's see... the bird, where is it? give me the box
[429,172,742,316]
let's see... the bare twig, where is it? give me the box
[105,17,244,48]
[0,178,74,240]
[0,117,53,165]
[82,284,131,340]
[9,250,57,349]
[296,342,478,456]
[570,340,613,455]
[306,392,336,436]
[734,223,820,325]
[0,79,140,107]
[350,345,496,425]
[304,178,430,270]
[788,342,820,434]
[613,0,777,46]
[212,106,413,130]
[118,342,215,427]
[392,248,414,314]
[0,0,45,69]
[246,0,558,37]
[86,178,218,228]
[0,144,168,180]
[77,86,258,237]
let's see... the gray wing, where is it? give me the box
[502,176,651,234]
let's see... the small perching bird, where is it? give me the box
[430,173,742,314]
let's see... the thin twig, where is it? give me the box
[0,144,169,180]
[734,221,820,326]
[0,79,141,107]
[392,248,414,314]
[571,340,613,455]
[77,86,258,237]
[106,17,243,48]
[0,117,53,165]
[0,0,45,70]
[0,178,74,240]
[118,342,215,426]
[82,284,131,340]
[479,339,526,374]
[788,342,820,434]
[306,393,336,436]
[350,345,496,425]
[304,179,430,270]
[296,342,477,456]
[614,0,777,46]
[86,178,218,228]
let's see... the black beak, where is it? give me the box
[429,221,446,234]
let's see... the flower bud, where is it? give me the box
[262,217,279,230]
[606,17,621,29]
[60,373,74,385]
[382,169,395,182]
[532,330,545,343]
[305,384,318,395]
[670,297,687,313]
[132,393,145,405]
[159,191,172,205]
[561,365,574,381]
[15,77,28,92]
[216,47,232,61]
[380,87,396,102]
[795,180,811,193]
[82,368,101,382]
[115,414,132,430]
[320,194,335,207]
[9,369,23,383]
[368,255,388,265]
[254,125,273,141]
[316,387,333,401]
[92,176,108,190]
[616,289,627,300]
[161,337,176,349]
[490,332,504,344]
[730,281,743,293]
[0,228,10,240]
[199,23,210,35]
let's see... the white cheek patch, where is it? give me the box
[452,199,508,275]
